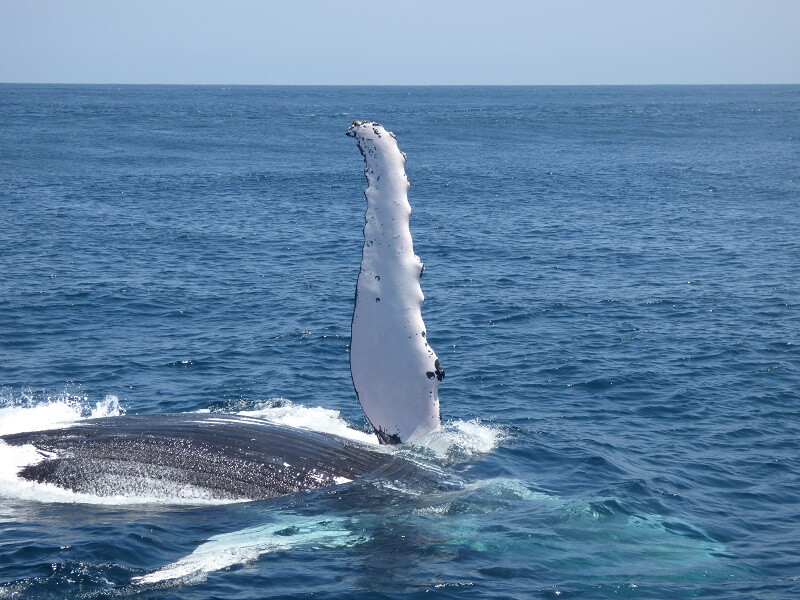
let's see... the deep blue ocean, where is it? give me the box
[1,84,799,598]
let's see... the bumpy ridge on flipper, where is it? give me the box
[346,121,444,444]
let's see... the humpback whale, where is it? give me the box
[0,122,444,502]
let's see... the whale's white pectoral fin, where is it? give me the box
[347,121,443,444]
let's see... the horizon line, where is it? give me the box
[2,81,799,87]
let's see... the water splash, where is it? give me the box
[235,398,378,445]
[0,392,124,436]
[410,419,509,461]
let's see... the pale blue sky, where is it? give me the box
[2,0,798,85]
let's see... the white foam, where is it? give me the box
[410,419,509,460]
[0,442,46,482]
[236,399,378,445]
[0,393,124,436]
[134,516,368,585]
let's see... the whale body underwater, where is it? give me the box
[0,122,446,502]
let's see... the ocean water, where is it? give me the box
[1,84,799,598]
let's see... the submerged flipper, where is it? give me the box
[346,121,444,444]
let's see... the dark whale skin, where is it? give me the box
[1,413,394,501]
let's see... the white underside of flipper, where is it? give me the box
[347,121,443,444]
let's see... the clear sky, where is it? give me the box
[2,0,798,85]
